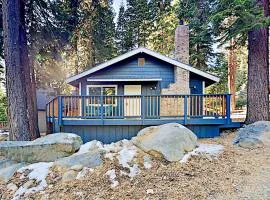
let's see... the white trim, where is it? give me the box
[86,85,118,95]
[79,82,81,95]
[66,47,220,83]
[202,81,205,94]
[86,78,162,82]
[86,85,118,107]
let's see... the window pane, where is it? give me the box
[103,87,116,105]
[88,87,101,95]
[103,87,116,96]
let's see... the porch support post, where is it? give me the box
[226,94,231,124]
[100,95,104,124]
[184,95,188,125]
[58,96,63,126]
[81,96,84,118]
[142,95,146,123]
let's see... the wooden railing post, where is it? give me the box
[81,96,84,118]
[226,94,231,124]
[58,96,63,126]
[184,95,188,125]
[142,95,146,121]
[100,95,104,122]
[52,99,54,122]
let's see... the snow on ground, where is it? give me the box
[143,156,152,169]
[75,140,103,155]
[13,162,53,200]
[118,146,137,168]
[105,169,119,188]
[180,143,224,163]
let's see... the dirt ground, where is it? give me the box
[3,131,270,200]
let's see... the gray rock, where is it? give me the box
[0,163,25,182]
[0,158,17,169]
[54,150,103,169]
[62,170,77,182]
[132,123,197,162]
[238,138,264,149]
[0,133,83,163]
[234,121,270,148]
[70,164,83,171]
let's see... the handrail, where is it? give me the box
[46,94,231,124]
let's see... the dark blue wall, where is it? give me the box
[78,53,174,95]
[77,53,207,96]
[61,124,221,144]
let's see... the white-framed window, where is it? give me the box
[86,85,117,106]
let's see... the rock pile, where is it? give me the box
[0,123,203,199]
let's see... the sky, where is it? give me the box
[112,0,127,22]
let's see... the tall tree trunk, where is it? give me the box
[3,0,31,140]
[20,0,39,139]
[228,38,236,111]
[30,57,40,138]
[246,0,269,124]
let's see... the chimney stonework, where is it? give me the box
[160,25,190,116]
[161,25,190,95]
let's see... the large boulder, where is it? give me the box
[132,123,197,162]
[54,150,103,169]
[0,133,83,163]
[233,121,270,149]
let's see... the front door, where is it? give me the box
[124,85,141,117]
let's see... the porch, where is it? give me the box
[47,94,236,125]
[46,94,242,142]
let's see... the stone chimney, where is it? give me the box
[160,23,190,116]
[174,24,189,64]
[161,23,190,99]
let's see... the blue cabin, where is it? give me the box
[46,47,241,143]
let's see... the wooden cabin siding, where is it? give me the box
[81,53,174,87]
[61,124,222,144]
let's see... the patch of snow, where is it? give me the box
[0,132,9,135]
[104,152,115,160]
[128,164,140,178]
[76,167,93,179]
[143,156,152,169]
[118,146,137,168]
[13,162,53,200]
[180,143,224,163]
[103,139,133,153]
[105,169,119,188]
[76,140,103,155]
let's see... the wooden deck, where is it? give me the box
[46,94,241,143]
[47,94,231,124]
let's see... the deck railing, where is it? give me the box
[46,94,231,125]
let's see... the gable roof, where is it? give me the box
[66,47,220,84]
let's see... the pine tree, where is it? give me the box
[211,0,270,123]
[148,0,177,55]
[177,0,216,70]
[124,0,152,48]
[3,0,31,140]
[116,2,127,54]
[92,1,116,64]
